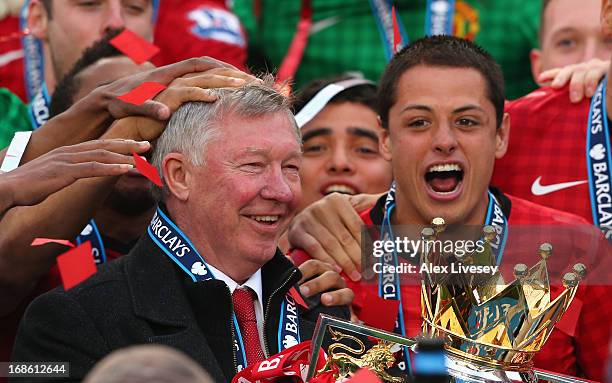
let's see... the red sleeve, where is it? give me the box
[289,248,311,267]
[574,285,611,380]
[0,17,27,102]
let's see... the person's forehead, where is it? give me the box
[75,57,151,100]
[303,103,378,130]
[52,0,153,10]
[395,65,491,108]
[218,113,300,150]
[542,0,601,38]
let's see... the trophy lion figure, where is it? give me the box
[317,328,405,383]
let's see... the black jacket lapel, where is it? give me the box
[125,235,228,382]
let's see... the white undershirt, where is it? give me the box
[206,264,267,355]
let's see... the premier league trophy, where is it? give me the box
[420,219,587,383]
[307,219,589,383]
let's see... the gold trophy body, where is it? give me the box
[420,219,586,383]
[308,219,587,383]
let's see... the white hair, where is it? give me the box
[0,0,25,18]
[151,80,300,200]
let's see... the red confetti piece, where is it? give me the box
[57,241,97,290]
[347,368,382,383]
[289,287,308,309]
[117,82,166,106]
[359,290,400,332]
[132,152,163,186]
[31,238,75,248]
[110,29,160,64]
[392,6,402,54]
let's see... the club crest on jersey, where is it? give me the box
[187,7,245,47]
[453,0,479,41]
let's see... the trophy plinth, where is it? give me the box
[443,351,537,383]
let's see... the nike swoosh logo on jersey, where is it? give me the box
[531,176,587,196]
[0,49,23,67]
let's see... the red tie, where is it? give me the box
[232,287,265,366]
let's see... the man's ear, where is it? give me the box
[378,116,393,162]
[602,0,612,37]
[495,113,510,160]
[530,49,543,85]
[163,153,190,201]
[27,0,49,41]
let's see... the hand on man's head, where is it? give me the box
[71,57,254,122]
[102,61,259,142]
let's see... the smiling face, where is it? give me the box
[298,102,393,210]
[180,112,302,276]
[382,65,509,226]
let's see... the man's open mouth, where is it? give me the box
[425,163,464,194]
[321,184,358,196]
[248,215,280,225]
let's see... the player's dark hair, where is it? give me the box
[539,0,552,44]
[41,0,52,19]
[293,75,378,114]
[49,29,124,118]
[378,35,505,130]
[542,0,552,14]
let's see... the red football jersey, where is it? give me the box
[153,0,247,71]
[291,192,610,380]
[0,16,26,102]
[493,87,592,223]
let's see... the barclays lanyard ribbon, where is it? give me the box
[20,2,50,129]
[368,0,409,61]
[378,181,508,373]
[587,76,612,239]
[147,207,301,371]
[369,0,455,62]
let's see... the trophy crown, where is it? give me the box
[420,219,584,371]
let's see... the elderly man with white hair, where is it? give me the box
[12,79,352,383]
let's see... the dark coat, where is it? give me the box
[11,234,350,383]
